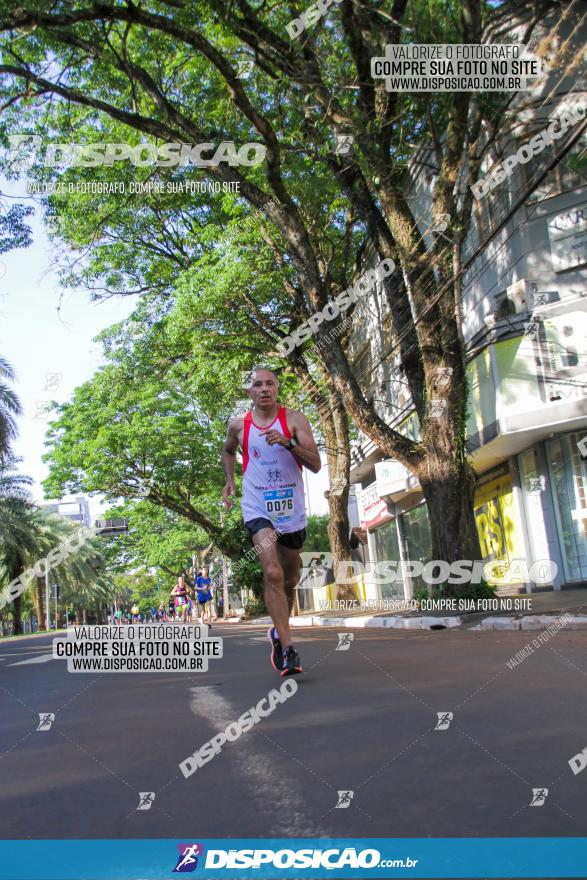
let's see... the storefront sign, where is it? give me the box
[547,202,587,272]
[375,459,414,497]
[541,301,587,403]
[357,482,390,528]
[474,474,527,585]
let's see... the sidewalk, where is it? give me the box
[0,627,68,643]
[469,586,587,630]
[248,586,587,631]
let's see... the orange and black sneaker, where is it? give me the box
[281,645,302,676]
[268,625,283,672]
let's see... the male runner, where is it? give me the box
[222,367,321,676]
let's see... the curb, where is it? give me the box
[289,614,462,630]
[0,627,68,643]
[472,614,587,631]
[249,612,587,632]
[470,616,521,631]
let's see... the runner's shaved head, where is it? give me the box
[250,366,278,379]
[246,367,279,388]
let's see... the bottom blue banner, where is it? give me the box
[0,837,583,879]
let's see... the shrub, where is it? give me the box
[242,595,267,619]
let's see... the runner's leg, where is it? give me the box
[252,527,291,648]
[276,543,302,616]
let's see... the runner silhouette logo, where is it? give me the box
[173,843,204,872]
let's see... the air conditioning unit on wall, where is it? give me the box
[506,279,535,314]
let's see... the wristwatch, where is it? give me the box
[287,437,298,451]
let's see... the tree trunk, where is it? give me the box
[82,607,88,625]
[34,577,46,631]
[304,373,354,600]
[290,360,354,597]
[323,403,353,601]
[417,454,480,596]
[326,489,355,601]
[12,595,23,635]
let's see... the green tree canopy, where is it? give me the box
[2,0,579,587]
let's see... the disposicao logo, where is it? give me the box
[173,843,204,872]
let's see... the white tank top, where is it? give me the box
[241,407,307,533]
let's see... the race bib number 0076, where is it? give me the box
[263,488,294,522]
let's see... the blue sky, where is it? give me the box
[0,177,134,516]
[0,177,331,521]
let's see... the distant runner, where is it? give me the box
[222,367,321,676]
[172,575,189,621]
[215,584,224,620]
[195,567,213,628]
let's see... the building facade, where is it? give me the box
[44,495,91,528]
[348,10,587,599]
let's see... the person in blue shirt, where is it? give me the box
[195,567,213,628]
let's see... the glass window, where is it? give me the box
[486,179,514,231]
[402,504,433,592]
[546,433,587,581]
[353,345,374,400]
[371,519,402,599]
[523,134,587,203]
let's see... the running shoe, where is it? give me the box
[281,645,302,676]
[268,625,283,672]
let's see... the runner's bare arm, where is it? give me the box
[290,410,321,473]
[222,418,242,508]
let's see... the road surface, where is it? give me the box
[1,624,586,843]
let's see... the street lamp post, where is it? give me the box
[45,568,50,631]
[219,505,229,619]
[222,555,229,619]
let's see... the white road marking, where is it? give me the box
[248,636,313,643]
[187,686,323,836]
[0,648,54,657]
[8,653,55,666]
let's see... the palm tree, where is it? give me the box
[0,460,36,634]
[0,495,114,633]
[59,538,114,625]
[0,356,21,461]
[0,358,114,632]
[25,508,114,627]
[25,508,70,630]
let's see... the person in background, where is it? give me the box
[193,570,202,621]
[349,528,366,565]
[158,602,166,622]
[195,567,213,627]
[172,575,189,622]
[350,528,367,604]
[215,584,224,620]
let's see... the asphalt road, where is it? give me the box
[1,623,586,845]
